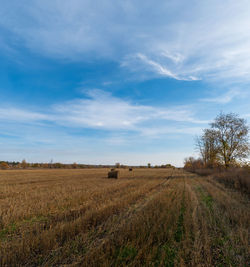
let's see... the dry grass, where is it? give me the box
[0,168,249,266]
[213,168,250,195]
[190,167,250,195]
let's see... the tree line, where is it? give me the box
[0,160,175,170]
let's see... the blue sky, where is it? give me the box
[0,0,250,166]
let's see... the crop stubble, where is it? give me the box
[0,168,249,266]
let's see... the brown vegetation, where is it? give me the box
[0,168,249,266]
[184,112,250,197]
[0,162,9,170]
[184,161,250,196]
[213,168,250,195]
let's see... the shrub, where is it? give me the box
[0,162,9,170]
[194,168,215,176]
[213,168,250,195]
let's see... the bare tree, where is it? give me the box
[211,113,249,167]
[196,129,219,167]
[183,157,203,171]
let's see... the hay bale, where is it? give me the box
[108,170,118,179]
[129,168,133,171]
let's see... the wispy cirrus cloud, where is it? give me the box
[200,89,244,104]
[121,53,180,80]
[1,1,250,82]
[0,107,47,122]
[0,90,206,135]
[53,89,208,130]
[121,53,200,81]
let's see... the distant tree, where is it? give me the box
[54,163,62,168]
[21,159,27,169]
[211,113,249,167]
[0,162,9,170]
[184,157,203,171]
[49,159,53,169]
[115,163,120,168]
[72,162,78,169]
[165,164,174,168]
[32,163,40,168]
[148,163,151,168]
[42,163,49,168]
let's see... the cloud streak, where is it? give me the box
[0,90,206,136]
[121,53,180,80]
[1,1,250,82]
[121,53,200,81]
[0,107,47,122]
[200,89,244,104]
[53,89,207,130]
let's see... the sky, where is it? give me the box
[0,0,250,166]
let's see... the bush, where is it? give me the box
[186,165,250,196]
[213,168,250,196]
[194,168,215,176]
[0,162,9,170]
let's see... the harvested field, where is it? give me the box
[0,168,249,266]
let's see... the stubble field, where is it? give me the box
[0,168,249,266]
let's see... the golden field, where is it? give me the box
[0,168,249,266]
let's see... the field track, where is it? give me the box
[0,168,249,266]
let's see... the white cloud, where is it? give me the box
[53,89,207,130]
[121,53,200,81]
[161,51,184,64]
[200,89,243,104]
[0,107,47,121]
[1,1,250,82]
[138,126,203,138]
[125,53,180,80]
[0,90,207,135]
[53,89,149,129]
